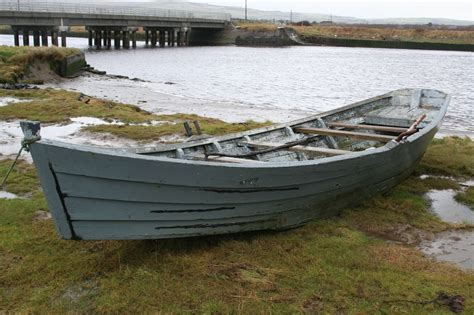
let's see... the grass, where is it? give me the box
[455,187,474,210]
[417,137,474,178]
[1,136,473,312]
[83,119,271,142]
[236,22,279,32]
[293,25,474,44]
[0,45,81,84]
[234,22,474,45]
[0,88,271,141]
[0,88,154,123]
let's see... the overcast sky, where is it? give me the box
[186,0,474,21]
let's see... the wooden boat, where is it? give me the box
[21,88,449,240]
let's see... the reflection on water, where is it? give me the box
[0,35,473,132]
[427,189,474,225]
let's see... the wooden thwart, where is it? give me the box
[242,141,350,156]
[206,155,264,164]
[327,122,407,133]
[294,127,396,142]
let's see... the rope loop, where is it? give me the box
[1,136,41,189]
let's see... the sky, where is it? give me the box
[185,0,474,21]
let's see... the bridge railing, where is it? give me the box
[0,0,231,21]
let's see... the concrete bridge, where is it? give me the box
[0,1,230,48]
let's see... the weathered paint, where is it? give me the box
[24,89,449,240]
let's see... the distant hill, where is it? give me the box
[64,0,474,26]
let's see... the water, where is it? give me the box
[0,117,141,158]
[419,182,474,270]
[1,34,472,132]
[427,189,474,225]
[0,97,30,107]
[0,190,18,199]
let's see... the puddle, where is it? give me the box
[460,180,474,188]
[419,230,474,270]
[427,189,474,225]
[0,190,19,199]
[0,117,147,160]
[0,117,182,162]
[419,187,474,270]
[0,97,30,107]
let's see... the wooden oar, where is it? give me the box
[395,114,427,142]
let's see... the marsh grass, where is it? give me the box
[0,88,153,123]
[455,187,474,210]
[293,25,474,44]
[0,46,80,83]
[234,22,474,45]
[418,137,474,178]
[83,119,271,142]
[0,89,271,140]
[236,22,279,32]
[0,137,473,313]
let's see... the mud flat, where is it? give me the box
[420,231,474,270]
[49,73,312,124]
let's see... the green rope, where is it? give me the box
[1,138,37,190]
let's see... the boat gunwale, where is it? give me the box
[32,89,450,169]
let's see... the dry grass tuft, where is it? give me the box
[0,46,80,83]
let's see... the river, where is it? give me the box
[1,35,473,134]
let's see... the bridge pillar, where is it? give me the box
[22,30,29,46]
[178,29,185,46]
[122,31,130,49]
[168,29,173,46]
[94,29,101,48]
[13,29,20,46]
[60,30,67,47]
[88,30,93,46]
[114,30,121,48]
[172,29,177,46]
[51,31,59,46]
[159,30,165,47]
[151,30,157,47]
[132,31,137,48]
[103,30,108,47]
[33,30,40,47]
[41,30,48,46]
[185,30,190,46]
[107,31,112,48]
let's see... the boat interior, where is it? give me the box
[136,89,447,164]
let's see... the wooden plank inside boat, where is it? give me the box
[293,127,396,142]
[242,141,350,156]
[327,122,407,133]
[206,155,264,163]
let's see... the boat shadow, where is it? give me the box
[114,229,288,265]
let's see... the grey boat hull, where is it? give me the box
[26,89,448,240]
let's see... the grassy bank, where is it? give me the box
[293,25,474,45]
[0,46,83,84]
[1,137,473,313]
[235,22,474,49]
[0,88,271,141]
